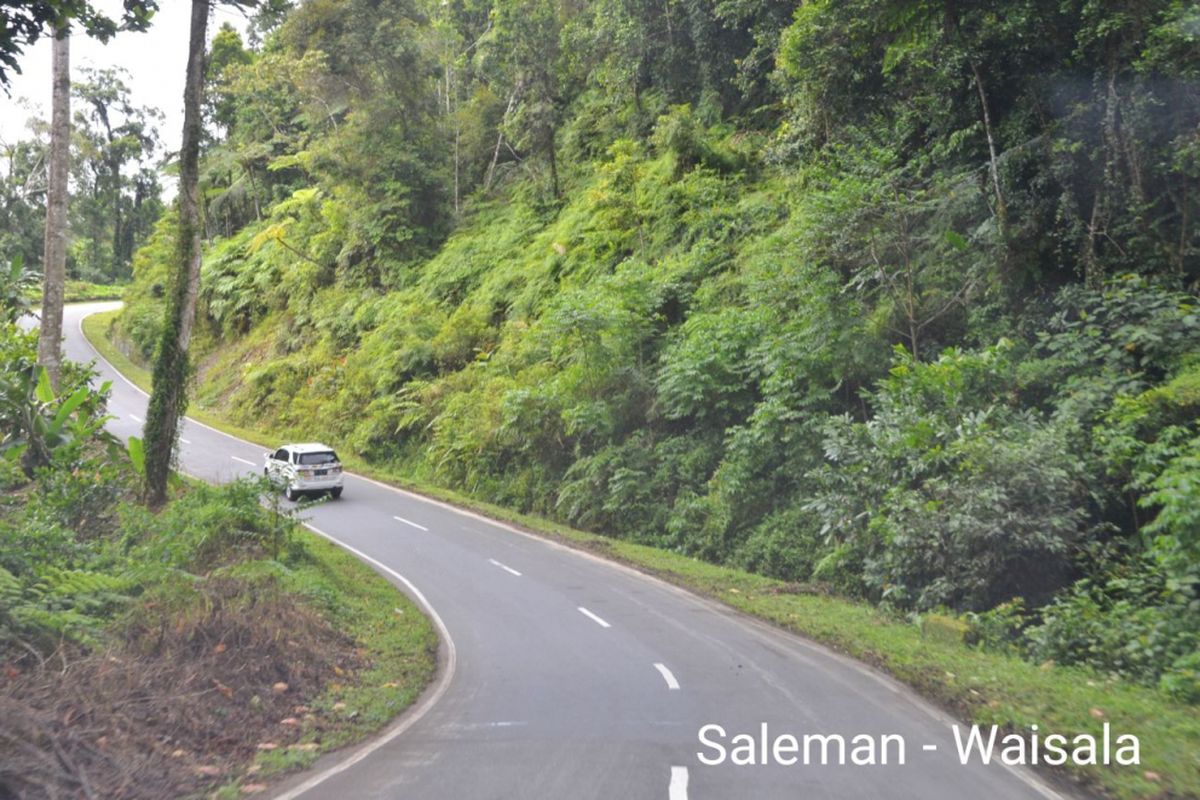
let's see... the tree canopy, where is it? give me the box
[0,1,157,86]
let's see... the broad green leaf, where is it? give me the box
[943,230,968,251]
[52,387,90,429]
[127,435,145,476]
[34,368,54,404]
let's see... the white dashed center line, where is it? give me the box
[394,516,429,531]
[669,766,689,800]
[488,558,522,576]
[577,607,611,628]
[231,456,255,466]
[129,414,143,423]
[180,438,191,445]
[654,662,680,690]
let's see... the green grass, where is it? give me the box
[84,308,1200,799]
[27,280,127,304]
[84,310,153,388]
[210,533,437,795]
[292,534,438,748]
[84,311,438,794]
[274,533,437,760]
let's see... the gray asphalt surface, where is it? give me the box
[45,302,1072,799]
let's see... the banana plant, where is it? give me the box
[0,364,114,476]
[0,255,39,325]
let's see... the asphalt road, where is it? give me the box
[47,302,1071,800]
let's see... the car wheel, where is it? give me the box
[285,485,298,502]
[330,487,343,500]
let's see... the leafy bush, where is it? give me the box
[108,6,1200,699]
[1025,556,1199,699]
[124,479,298,571]
[966,598,1028,653]
[731,502,825,581]
[1140,432,1200,582]
[0,364,115,477]
[806,344,1088,610]
[0,256,38,324]
[115,212,175,359]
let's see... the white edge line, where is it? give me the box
[73,308,458,800]
[274,523,457,800]
[669,766,688,800]
[337,477,1066,800]
[76,305,277,448]
[577,606,611,628]
[76,303,141,393]
[488,558,521,577]
[394,515,429,532]
[231,455,256,466]
[653,662,680,690]
[345,476,1065,800]
[76,305,1064,800]
[180,438,191,445]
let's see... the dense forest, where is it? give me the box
[1,67,164,283]
[108,0,1200,701]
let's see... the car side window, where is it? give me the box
[274,448,288,461]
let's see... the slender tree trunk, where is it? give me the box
[110,153,125,277]
[38,31,70,391]
[241,160,262,220]
[1178,181,1190,277]
[547,128,559,199]
[1083,187,1104,288]
[485,89,519,191]
[969,58,1006,235]
[143,0,209,506]
[1084,58,1121,289]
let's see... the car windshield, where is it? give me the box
[298,451,339,466]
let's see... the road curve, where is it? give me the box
[56,302,1071,800]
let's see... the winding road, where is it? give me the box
[53,302,1071,799]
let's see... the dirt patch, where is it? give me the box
[0,576,362,800]
[765,581,837,597]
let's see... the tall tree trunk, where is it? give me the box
[143,0,209,506]
[969,58,1006,236]
[485,89,519,191]
[1084,57,1121,289]
[38,31,69,391]
[241,160,262,220]
[110,154,124,277]
[547,128,559,199]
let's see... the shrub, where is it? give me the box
[125,479,296,571]
[1140,432,1200,582]
[1024,555,1199,695]
[967,598,1028,653]
[731,502,825,581]
[806,343,1089,610]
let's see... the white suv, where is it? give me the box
[264,443,344,501]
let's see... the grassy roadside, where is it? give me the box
[27,280,127,304]
[213,532,438,796]
[81,312,438,796]
[84,310,1200,799]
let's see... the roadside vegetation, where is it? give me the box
[0,287,436,799]
[45,0,1200,796]
[2,66,164,287]
[25,278,126,303]
[90,306,1200,799]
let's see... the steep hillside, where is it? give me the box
[117,0,1199,701]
